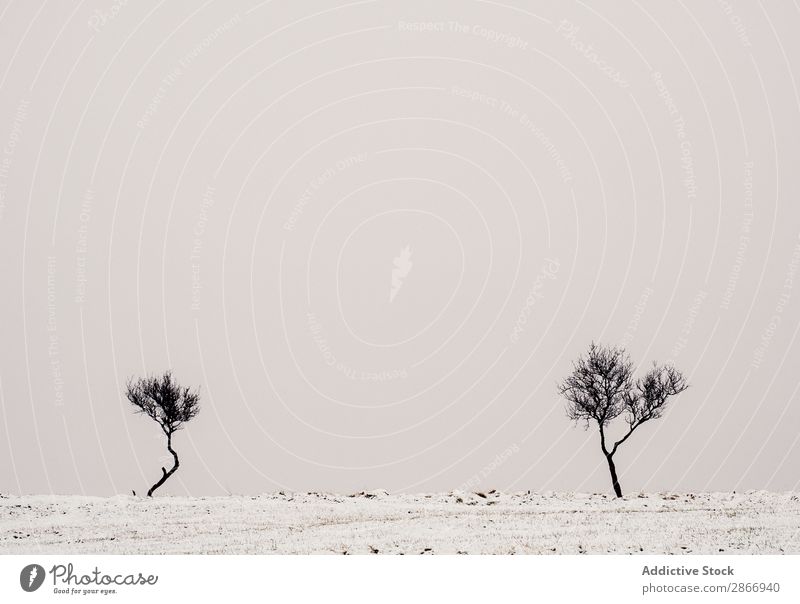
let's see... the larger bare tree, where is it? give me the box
[126,371,200,497]
[558,343,688,497]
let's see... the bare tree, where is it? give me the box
[125,371,200,497]
[558,343,688,497]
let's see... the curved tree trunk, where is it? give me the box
[147,432,180,497]
[605,454,623,498]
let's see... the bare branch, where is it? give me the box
[627,363,688,425]
[609,363,687,456]
[558,342,635,433]
[125,371,200,435]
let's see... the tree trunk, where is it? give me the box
[605,454,623,498]
[147,433,180,497]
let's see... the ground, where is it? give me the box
[2,491,798,554]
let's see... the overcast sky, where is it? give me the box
[1,0,799,496]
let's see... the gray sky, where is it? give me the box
[1,0,799,496]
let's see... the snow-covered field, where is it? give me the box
[2,491,798,555]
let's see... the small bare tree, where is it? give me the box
[558,343,688,497]
[125,371,200,497]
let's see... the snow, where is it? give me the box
[1,491,798,554]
